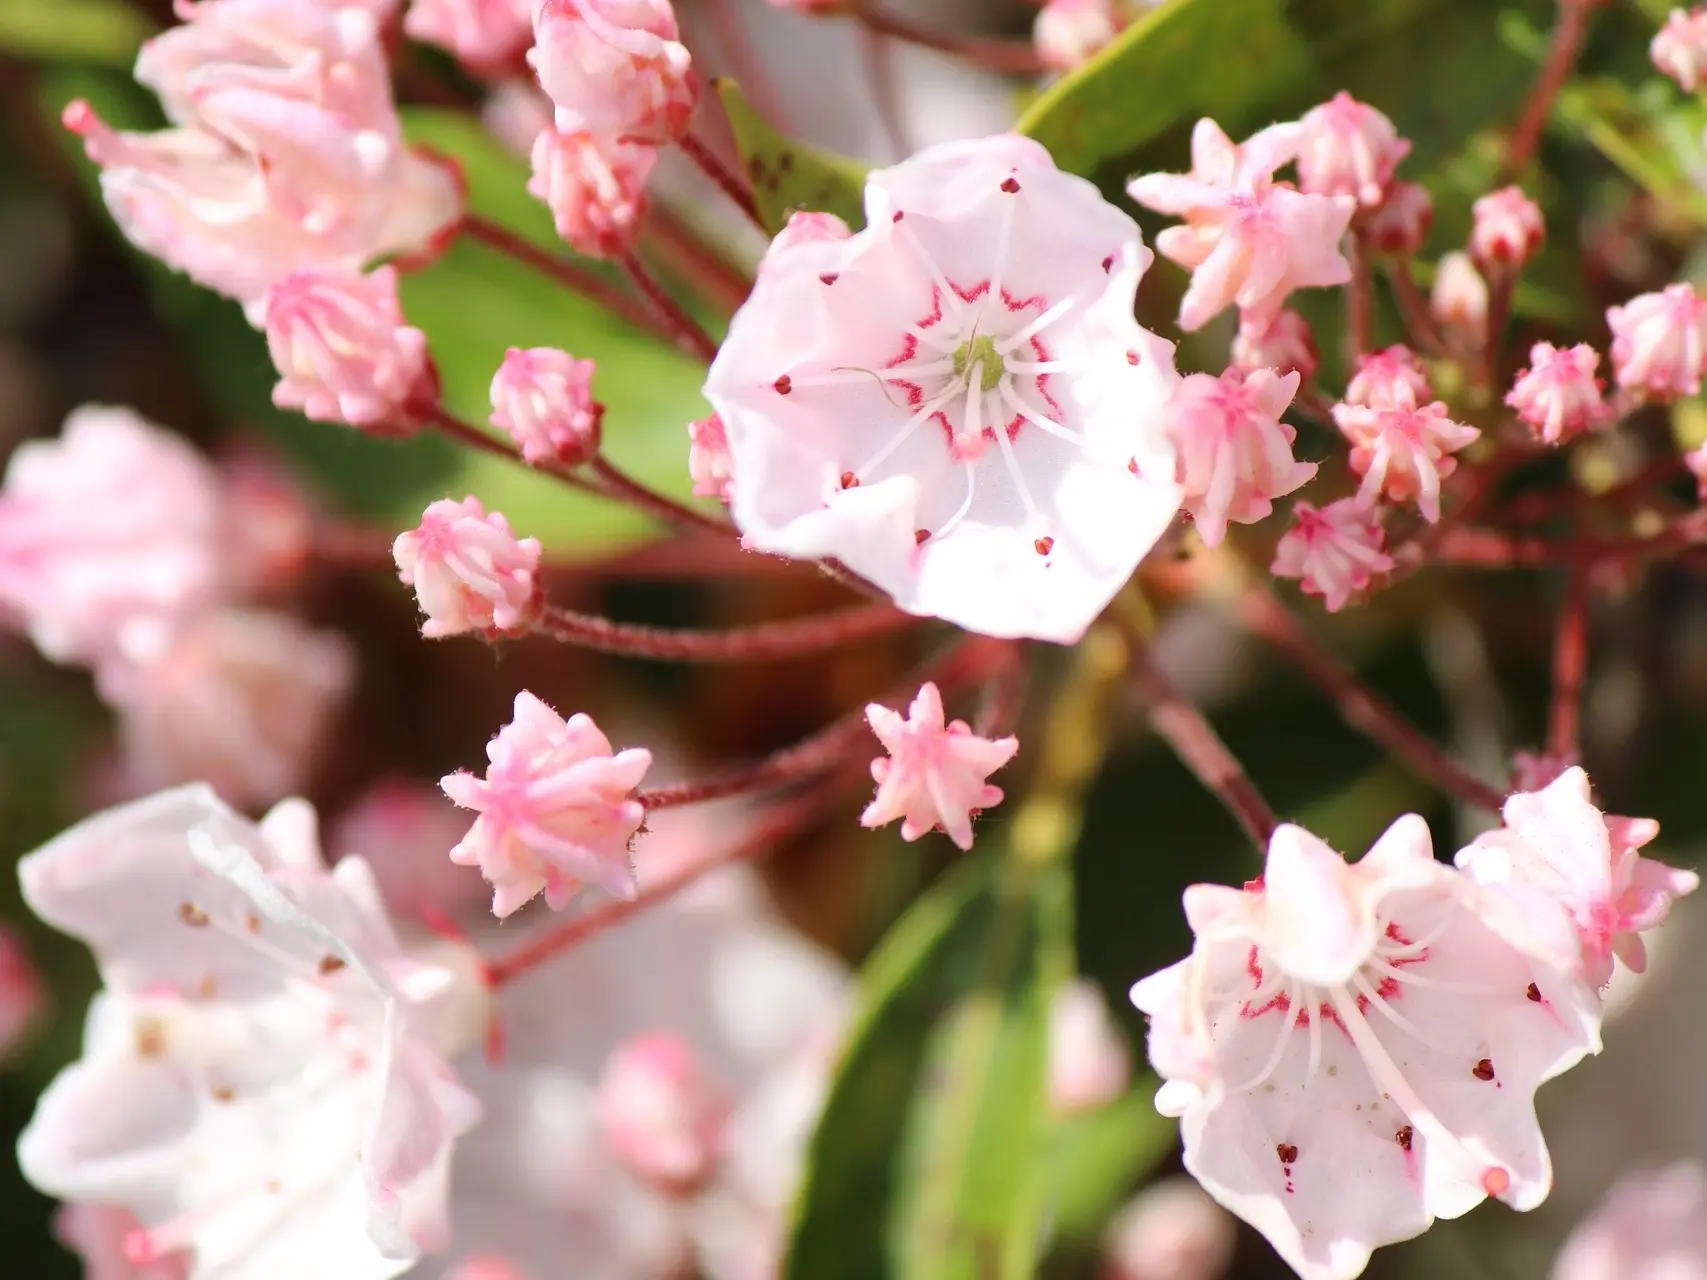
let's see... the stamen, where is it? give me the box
[847,385,961,485]
[785,362,954,390]
[932,465,979,541]
[996,295,1077,355]
[1228,982,1300,1093]
[997,382,1092,452]
[1369,957,1504,998]
[892,223,968,325]
[1349,970,1458,1055]
[956,362,986,457]
[992,412,1043,532]
[982,193,1017,325]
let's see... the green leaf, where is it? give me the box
[1554,77,1707,224]
[713,79,869,233]
[785,852,1071,1280]
[1042,1088,1177,1248]
[0,0,150,66]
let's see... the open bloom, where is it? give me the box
[862,681,1017,850]
[1170,367,1315,547]
[17,786,485,1278]
[0,406,231,670]
[393,497,543,639]
[442,693,652,915]
[1272,498,1394,613]
[264,265,430,427]
[1607,283,1707,400]
[527,128,657,259]
[1552,1161,1707,1279]
[489,347,602,465]
[62,1,461,306]
[1295,93,1409,208]
[1132,818,1603,1280]
[1333,382,1480,522]
[1345,345,1430,410]
[529,0,696,143]
[705,134,1183,643]
[1456,767,1697,989]
[1506,343,1609,444]
[688,413,735,502]
[405,0,535,73]
[1470,187,1544,269]
[1128,119,1355,331]
[1652,8,1707,91]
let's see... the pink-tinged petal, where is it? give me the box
[1346,345,1431,410]
[55,1201,193,1280]
[1431,251,1489,345]
[394,497,543,639]
[529,0,696,144]
[1654,8,1707,90]
[404,0,535,72]
[527,128,657,259]
[597,1031,729,1192]
[1607,282,1707,401]
[1332,382,1478,523]
[861,681,1017,850]
[1507,342,1608,444]
[688,412,736,502]
[1170,367,1313,546]
[1296,93,1410,208]
[490,347,602,465]
[1271,498,1394,612]
[1103,1176,1236,1280]
[1232,308,1318,381]
[1034,0,1124,72]
[1553,1161,1707,1278]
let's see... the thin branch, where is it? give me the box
[1345,231,1374,369]
[852,5,1045,75]
[587,455,735,537]
[1433,510,1707,567]
[675,130,766,231]
[531,598,923,662]
[415,405,609,498]
[1502,0,1606,181]
[1385,259,1448,358]
[620,253,721,362]
[1547,566,1592,761]
[459,216,663,340]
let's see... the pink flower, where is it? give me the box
[1333,382,1480,522]
[1364,181,1434,256]
[0,926,42,1062]
[102,608,356,811]
[527,127,657,258]
[1456,767,1698,989]
[331,779,491,920]
[689,412,736,502]
[62,1,461,306]
[1048,978,1132,1115]
[1430,250,1489,343]
[1295,93,1410,208]
[529,0,697,144]
[1470,186,1544,270]
[1170,367,1316,547]
[862,681,1018,850]
[1506,342,1610,444]
[704,134,1184,644]
[1034,0,1123,73]
[758,209,853,274]
[1131,818,1603,1280]
[1103,1177,1236,1280]
[1652,8,1707,91]
[1345,344,1431,409]
[405,0,535,72]
[54,1204,192,1280]
[441,693,652,914]
[1607,283,1707,400]
[1231,309,1318,381]
[263,265,430,427]
[1271,498,1394,612]
[490,346,603,465]
[1552,1161,1707,1280]
[482,81,555,158]
[1689,440,1707,501]
[18,786,485,1276]
[393,496,543,639]
[0,406,231,669]
[1128,119,1355,331]
[597,1031,729,1193]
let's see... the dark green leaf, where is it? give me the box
[714,79,869,233]
[0,0,150,67]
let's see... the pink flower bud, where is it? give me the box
[1333,383,1480,523]
[1271,498,1395,612]
[597,1031,728,1193]
[1034,0,1123,73]
[1231,309,1318,381]
[104,608,356,811]
[528,0,697,144]
[1296,92,1410,208]
[1653,7,1707,91]
[1345,344,1431,409]
[1102,1177,1236,1280]
[1608,282,1707,400]
[490,347,603,465]
[1470,186,1544,269]
[405,0,535,73]
[527,128,656,259]
[393,497,543,639]
[482,82,556,159]
[0,927,42,1062]
[446,1258,528,1280]
[441,693,652,914]
[862,682,1018,851]
[687,412,734,502]
[330,779,489,919]
[1506,342,1610,444]
[1048,979,1131,1115]
[218,453,315,598]
[262,265,430,428]
[1430,250,1488,343]
[1170,367,1316,547]
[1363,180,1433,256]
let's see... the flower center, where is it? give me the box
[952,334,1005,392]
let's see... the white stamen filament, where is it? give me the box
[983,195,1017,323]
[998,382,1091,452]
[848,385,961,485]
[933,465,979,541]
[960,362,985,454]
[787,362,956,391]
[997,295,1077,355]
[893,222,968,325]
[993,413,1042,530]
[1228,983,1301,1094]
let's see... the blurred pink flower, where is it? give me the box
[1608,283,1707,400]
[1506,342,1610,444]
[1363,181,1433,256]
[597,1031,729,1193]
[54,1204,191,1280]
[393,497,543,639]
[1470,186,1544,270]
[442,693,652,915]
[263,264,431,427]
[1333,381,1479,523]
[529,0,697,144]
[1652,8,1707,91]
[1132,817,1603,1280]
[1128,119,1354,331]
[1295,93,1409,208]
[482,81,556,158]
[862,681,1017,850]
[1048,978,1131,1115]
[1034,0,1123,73]
[405,0,535,72]
[331,778,491,920]
[1170,367,1315,548]
[527,128,657,258]
[490,346,603,465]
[1271,498,1394,613]
[1430,251,1488,344]
[1103,1177,1236,1280]
[1345,344,1430,410]
[0,926,42,1062]
[688,412,736,502]
[1552,1161,1707,1279]
[1231,309,1318,381]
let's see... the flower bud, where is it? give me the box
[1102,1177,1236,1280]
[687,412,734,502]
[405,0,535,73]
[1608,283,1707,401]
[1506,342,1610,444]
[1346,344,1431,409]
[490,347,602,465]
[1430,251,1488,344]
[1048,979,1132,1114]
[529,0,696,143]
[1034,0,1122,73]
[597,1032,728,1193]
[1296,92,1410,208]
[1231,308,1318,381]
[1653,8,1707,91]
[527,128,656,259]
[1363,181,1433,256]
[393,497,543,639]
[1470,185,1544,270]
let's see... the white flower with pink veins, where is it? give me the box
[16,786,485,1279]
[704,134,1182,644]
[1132,817,1603,1280]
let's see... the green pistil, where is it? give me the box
[952,334,1005,392]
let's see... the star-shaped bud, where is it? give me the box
[705,134,1183,643]
[688,412,735,502]
[1170,366,1316,547]
[1652,8,1707,91]
[1470,186,1544,271]
[597,1031,729,1194]
[1231,309,1318,381]
[1034,0,1124,73]
[1271,498,1394,613]
[1364,182,1433,256]
[1332,381,1480,523]
[1345,345,1431,410]
[490,347,603,466]
[1295,93,1410,208]
[441,693,652,915]
[527,128,657,259]
[1607,283,1707,401]
[1506,342,1610,444]
[1132,817,1603,1280]
[393,497,543,640]
[1430,252,1488,345]
[861,682,1017,850]
[1455,767,1698,989]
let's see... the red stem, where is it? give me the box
[459,216,662,340]
[1234,582,1508,813]
[1547,567,1591,760]
[853,5,1045,75]
[1491,454,1689,524]
[1502,0,1604,182]
[1386,260,1448,358]
[1434,510,1707,567]
[1345,231,1374,370]
[532,597,922,662]
[416,405,609,498]
[587,455,735,537]
[675,130,766,231]
[621,253,721,362]
[647,205,754,315]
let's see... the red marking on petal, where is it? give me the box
[840,472,859,489]
[914,529,931,544]
[820,272,839,285]
[1101,255,1114,273]
[1034,536,1054,556]
[1128,457,1140,475]
[1472,1058,1495,1081]
[892,211,904,222]
[1276,1142,1298,1165]
[774,375,792,395]
[1395,1125,1413,1151]
[1482,1167,1511,1197]
[1525,982,1541,1002]
[1126,350,1141,365]
[1001,176,1020,193]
